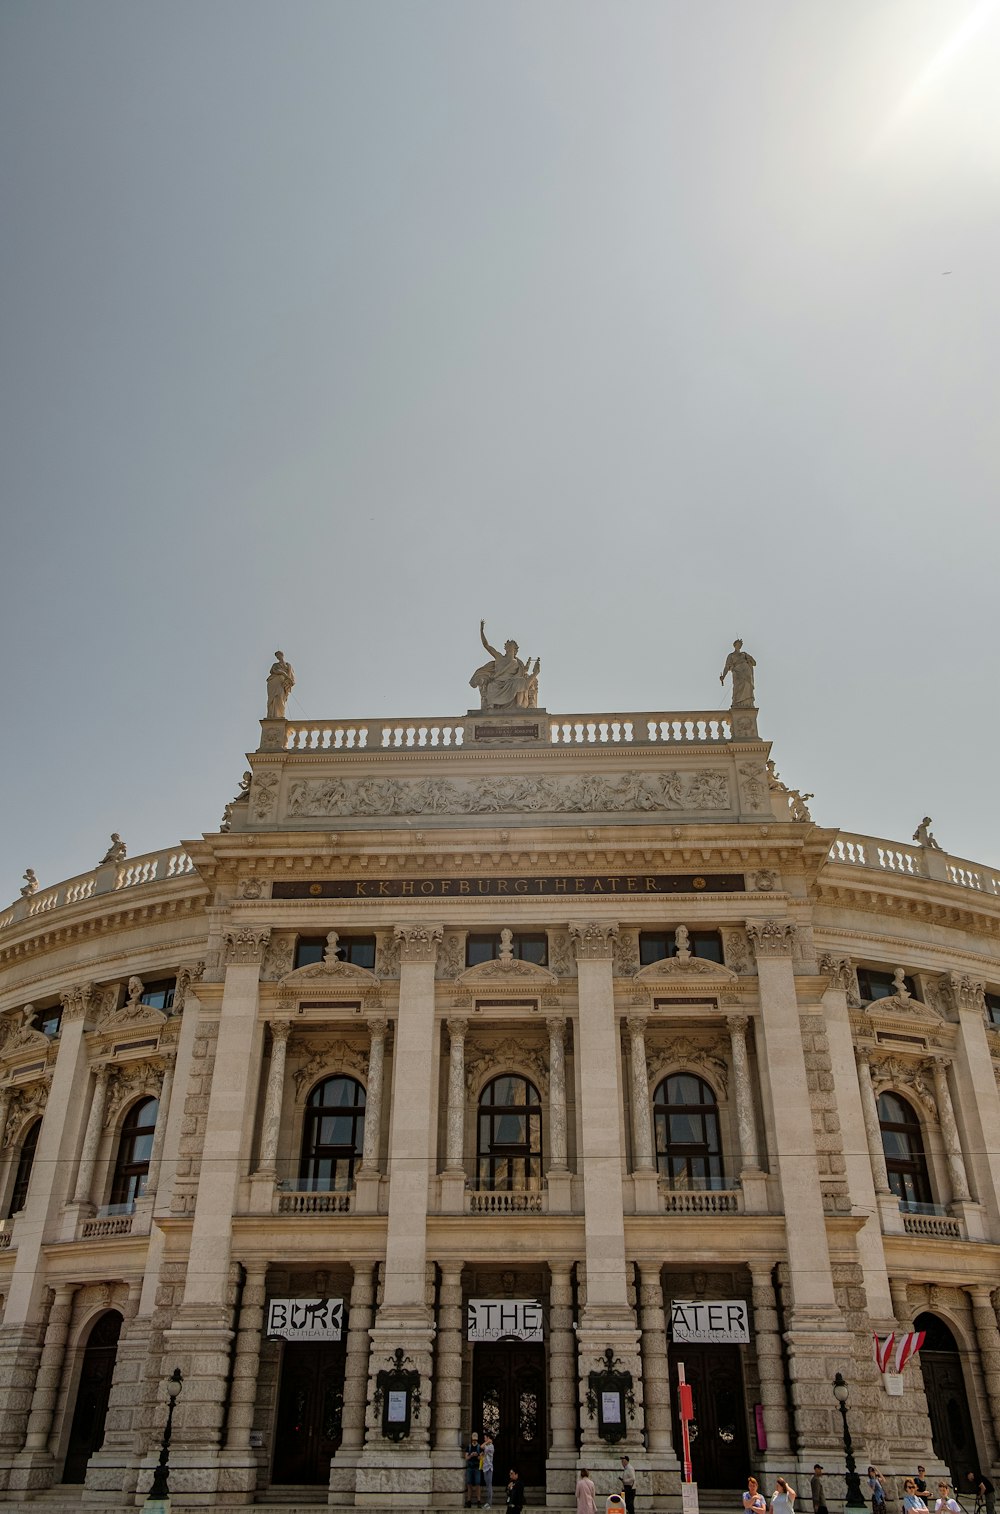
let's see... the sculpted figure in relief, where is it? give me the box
[720,638,757,709]
[469,621,540,711]
[265,650,295,720]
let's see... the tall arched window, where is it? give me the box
[878,1091,932,1206]
[8,1118,41,1216]
[110,1097,159,1208]
[654,1073,724,1190]
[299,1076,366,1192]
[477,1075,542,1191]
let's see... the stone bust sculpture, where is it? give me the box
[469,621,540,711]
[266,651,295,720]
[720,639,757,709]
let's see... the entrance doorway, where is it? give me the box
[62,1311,123,1484]
[668,1341,749,1490]
[916,1313,979,1487]
[272,1339,348,1485]
[472,1342,547,1490]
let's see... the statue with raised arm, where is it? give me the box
[469,621,541,711]
[720,639,757,709]
[266,650,295,720]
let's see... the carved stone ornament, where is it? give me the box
[944,971,986,1016]
[394,924,444,963]
[285,768,732,819]
[224,927,272,965]
[465,1036,548,1095]
[60,982,99,1022]
[457,931,557,987]
[261,934,295,981]
[3,1079,49,1149]
[569,922,619,961]
[723,930,753,975]
[104,1060,164,1128]
[869,1054,937,1119]
[751,868,777,892]
[280,957,377,987]
[436,933,465,979]
[746,920,796,958]
[613,931,639,977]
[0,1007,51,1058]
[238,877,266,901]
[737,764,768,813]
[648,1036,729,1097]
[250,770,280,821]
[174,962,205,1010]
[291,1037,369,1097]
[375,933,401,979]
[97,989,167,1032]
[548,931,577,978]
[819,954,862,1008]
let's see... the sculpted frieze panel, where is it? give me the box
[647,1035,729,1097]
[3,1079,49,1148]
[285,768,733,819]
[291,1038,369,1098]
[0,1008,50,1059]
[104,1060,164,1128]
[465,1037,548,1096]
[869,1054,937,1119]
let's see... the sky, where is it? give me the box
[2,0,999,895]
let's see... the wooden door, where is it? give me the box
[668,1342,749,1490]
[921,1350,978,1487]
[62,1311,123,1484]
[473,1342,547,1491]
[272,1340,347,1485]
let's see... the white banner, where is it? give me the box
[467,1299,543,1342]
[671,1299,749,1344]
[266,1297,343,1341]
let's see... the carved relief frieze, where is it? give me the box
[647,1035,729,1097]
[465,1036,548,1095]
[285,768,733,819]
[250,771,280,821]
[723,930,754,976]
[104,1059,164,1128]
[291,1038,369,1098]
[613,931,639,977]
[436,934,465,980]
[261,934,295,981]
[548,931,577,978]
[737,764,769,813]
[868,1054,937,1119]
[3,1078,49,1148]
[375,933,401,980]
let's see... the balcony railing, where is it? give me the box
[660,1188,741,1215]
[468,1189,545,1215]
[2,845,197,934]
[81,1214,134,1239]
[276,1190,353,1215]
[829,833,1000,897]
[901,1210,962,1239]
[276,708,737,752]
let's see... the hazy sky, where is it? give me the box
[3,1,999,895]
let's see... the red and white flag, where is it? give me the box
[873,1332,895,1373]
[895,1331,926,1373]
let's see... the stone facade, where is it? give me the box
[0,678,999,1509]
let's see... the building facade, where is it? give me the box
[1,655,1000,1510]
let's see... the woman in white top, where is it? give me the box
[772,1477,797,1514]
[744,1477,768,1514]
[936,1484,962,1514]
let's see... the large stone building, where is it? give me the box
[1,639,1000,1510]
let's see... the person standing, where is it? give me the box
[576,1468,598,1514]
[868,1468,887,1514]
[772,1477,797,1514]
[464,1432,482,1508]
[915,1471,929,1496]
[620,1455,636,1514]
[745,1476,768,1514]
[812,1464,828,1514]
[935,1484,961,1514]
[965,1472,996,1514]
[481,1432,495,1510]
[505,1468,525,1512]
[902,1478,929,1513]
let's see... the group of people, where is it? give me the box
[742,1467,995,1514]
[575,1455,636,1514]
[464,1431,521,1512]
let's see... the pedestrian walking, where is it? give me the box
[505,1468,525,1512]
[620,1455,636,1514]
[812,1464,829,1514]
[576,1468,598,1514]
[481,1432,494,1509]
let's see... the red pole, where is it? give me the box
[677,1363,694,1484]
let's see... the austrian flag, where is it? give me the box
[895,1330,926,1373]
[873,1332,895,1373]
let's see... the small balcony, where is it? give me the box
[659,1187,742,1215]
[81,1202,135,1240]
[899,1200,963,1240]
[467,1188,546,1215]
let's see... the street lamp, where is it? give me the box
[832,1373,866,1509]
[145,1367,183,1509]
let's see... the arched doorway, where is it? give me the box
[916,1313,979,1486]
[62,1311,123,1483]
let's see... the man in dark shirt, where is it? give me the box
[812,1464,828,1514]
[965,1471,995,1514]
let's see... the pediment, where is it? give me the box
[865,993,941,1023]
[456,957,557,988]
[280,960,378,988]
[0,1012,50,1060]
[97,1001,168,1033]
[633,955,737,985]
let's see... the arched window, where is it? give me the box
[654,1073,724,1190]
[878,1091,931,1206]
[8,1118,41,1216]
[299,1076,366,1192]
[477,1075,542,1191]
[110,1097,159,1209]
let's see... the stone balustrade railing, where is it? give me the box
[276,1190,352,1215]
[829,833,1000,897]
[901,1211,962,1240]
[1,846,196,932]
[81,1214,134,1239]
[468,1189,545,1215]
[660,1188,741,1215]
[276,709,736,752]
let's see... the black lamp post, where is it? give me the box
[833,1372,866,1509]
[145,1367,183,1505]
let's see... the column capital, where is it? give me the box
[446,1016,468,1040]
[934,1056,954,1075]
[746,919,796,958]
[726,1013,749,1034]
[948,971,986,1014]
[626,1013,648,1038]
[394,923,444,963]
[241,1259,270,1286]
[269,1018,292,1045]
[60,982,97,1020]
[92,1061,111,1088]
[366,1013,388,1038]
[965,1283,993,1306]
[224,926,272,965]
[569,921,619,960]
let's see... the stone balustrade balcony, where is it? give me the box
[272,708,740,752]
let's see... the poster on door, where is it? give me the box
[467,1299,544,1341]
[266,1297,344,1340]
[671,1299,749,1344]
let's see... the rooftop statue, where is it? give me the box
[720,638,757,709]
[20,869,38,898]
[266,650,295,720]
[99,832,127,865]
[469,620,540,711]
[912,816,942,851]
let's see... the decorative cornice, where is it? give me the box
[746,919,796,958]
[224,927,271,965]
[569,922,619,961]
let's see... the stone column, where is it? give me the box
[948,977,997,1238]
[748,1262,792,1456]
[637,1265,675,1456]
[855,1047,896,1213]
[548,1263,576,1454]
[889,1277,912,1327]
[22,1284,76,1452]
[223,1263,268,1450]
[338,1264,375,1455]
[547,1017,568,1169]
[932,1059,972,1203]
[433,1262,464,1454]
[254,1020,291,1176]
[627,1015,654,1170]
[727,1015,761,1173]
[71,1064,110,1207]
[968,1286,1000,1455]
[355,1016,387,1215]
[444,1019,467,1171]
[142,1052,175,1201]
[570,921,645,1455]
